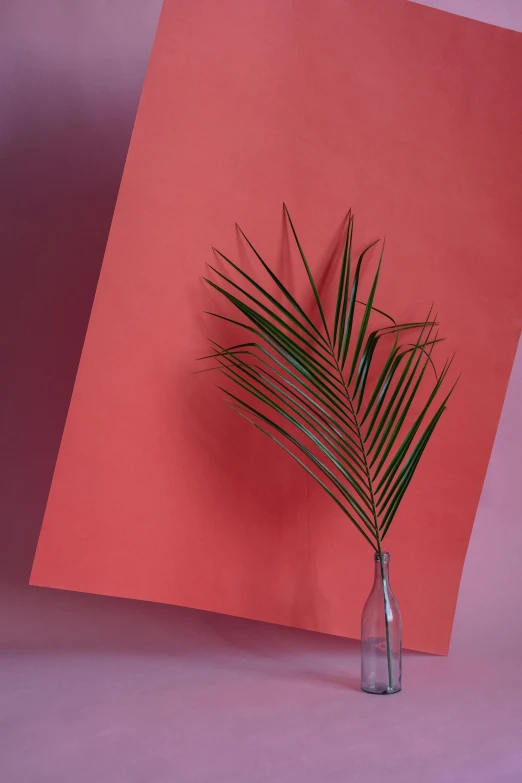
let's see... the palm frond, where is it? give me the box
[200,206,457,552]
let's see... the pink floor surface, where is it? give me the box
[1,338,520,783]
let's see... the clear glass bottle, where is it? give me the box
[361,552,402,694]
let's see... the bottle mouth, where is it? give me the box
[374,552,390,563]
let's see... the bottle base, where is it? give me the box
[361,685,402,695]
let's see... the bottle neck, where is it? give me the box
[373,552,390,588]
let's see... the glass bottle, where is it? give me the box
[361,552,402,694]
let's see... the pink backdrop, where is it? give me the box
[30,0,522,655]
[1,2,521,781]
[412,0,522,32]
[0,0,163,586]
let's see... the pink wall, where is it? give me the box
[410,0,522,32]
[0,0,162,585]
[412,1,522,656]
[30,0,522,655]
[451,338,522,655]
[2,0,520,650]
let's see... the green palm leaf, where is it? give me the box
[200,205,457,554]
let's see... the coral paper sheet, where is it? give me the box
[31,0,522,653]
